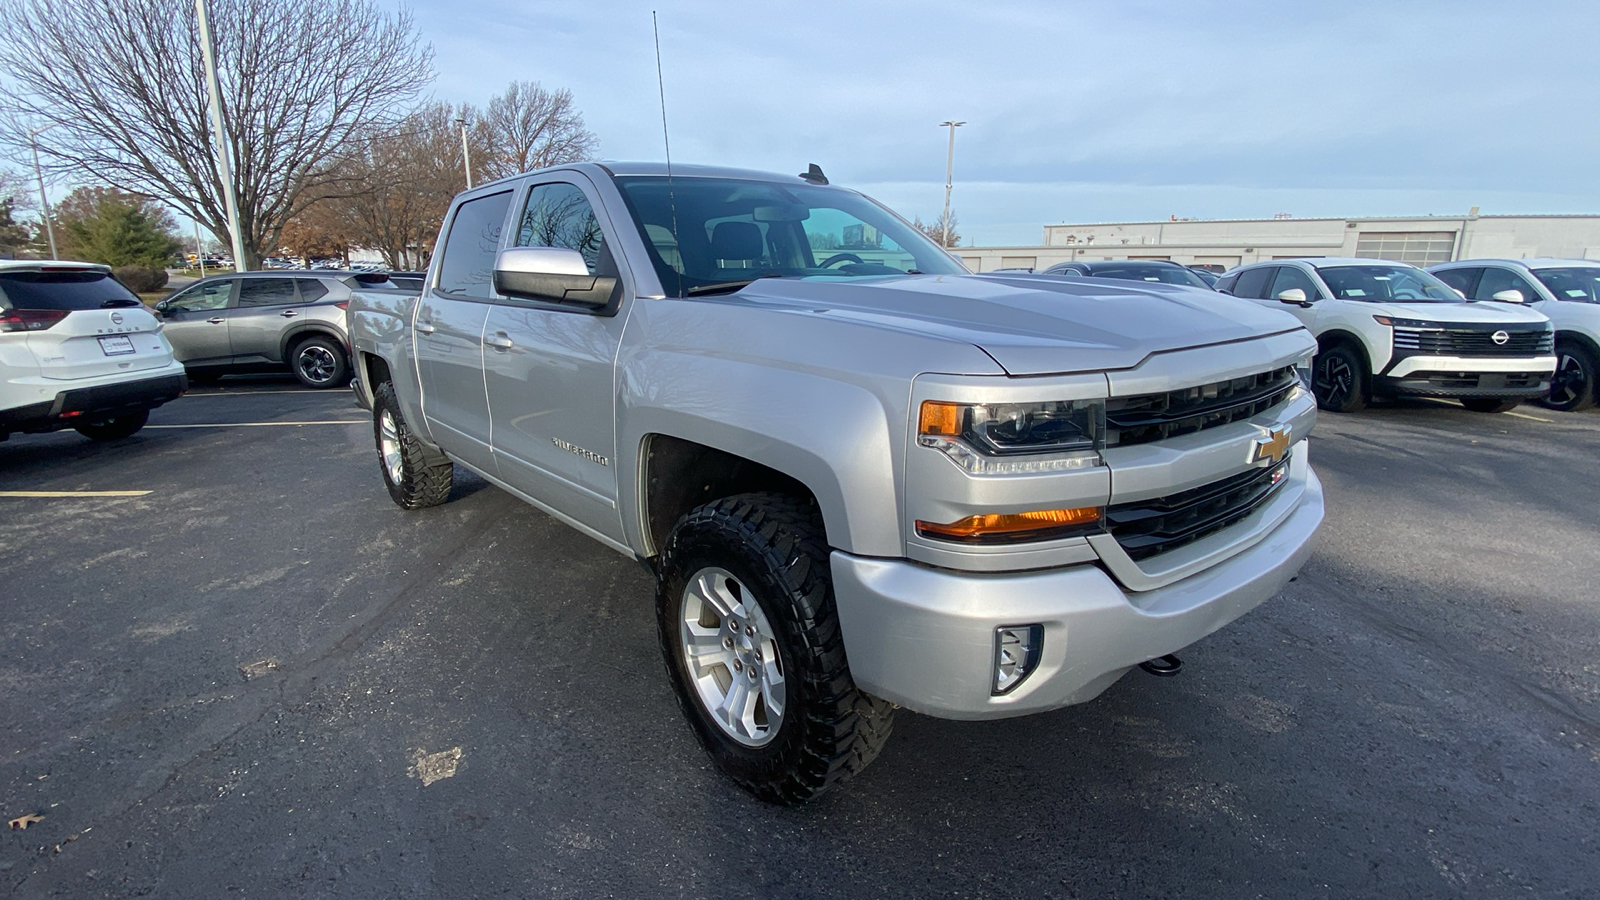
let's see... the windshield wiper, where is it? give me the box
[685,273,785,296]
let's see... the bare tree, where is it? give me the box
[0,0,433,269]
[315,102,470,269]
[475,81,599,182]
[912,212,962,248]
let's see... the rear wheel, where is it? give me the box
[657,493,894,805]
[1312,343,1369,412]
[1461,398,1519,413]
[373,382,452,509]
[291,335,349,389]
[1542,341,1596,412]
[74,409,149,442]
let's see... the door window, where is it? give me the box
[1475,267,1542,303]
[1431,267,1481,298]
[1230,267,1275,299]
[165,280,233,312]
[237,278,297,308]
[516,182,609,275]
[437,191,514,298]
[1267,266,1322,300]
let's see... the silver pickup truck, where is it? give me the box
[348,162,1323,804]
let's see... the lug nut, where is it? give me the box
[748,666,759,681]
[723,636,734,650]
[754,650,762,662]
[745,625,755,637]
[732,659,743,672]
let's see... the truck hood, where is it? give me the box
[730,273,1304,375]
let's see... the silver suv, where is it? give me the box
[155,270,356,388]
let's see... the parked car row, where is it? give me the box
[1023,256,1593,414]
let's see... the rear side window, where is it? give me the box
[1230,267,1275,299]
[237,278,298,308]
[1475,267,1542,303]
[296,279,329,303]
[0,271,140,310]
[437,191,514,298]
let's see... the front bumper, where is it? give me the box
[830,465,1323,720]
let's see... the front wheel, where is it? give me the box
[1312,343,1370,412]
[74,409,148,442]
[373,382,452,509]
[291,335,350,389]
[1542,342,1596,412]
[1461,398,1519,413]
[657,493,894,805]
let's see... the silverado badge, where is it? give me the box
[1251,425,1292,466]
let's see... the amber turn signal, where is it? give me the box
[916,506,1104,544]
[918,401,962,436]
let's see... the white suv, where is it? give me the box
[1217,258,1555,413]
[1428,259,1600,411]
[0,261,187,442]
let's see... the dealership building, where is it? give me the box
[958,214,1600,273]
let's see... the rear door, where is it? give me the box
[159,278,236,363]
[228,276,301,363]
[0,268,171,382]
[416,189,515,471]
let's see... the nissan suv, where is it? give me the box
[1218,258,1555,413]
[1428,259,1600,411]
[155,270,356,388]
[0,261,186,442]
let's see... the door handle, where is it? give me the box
[280,309,298,318]
[207,317,225,324]
[484,333,514,350]
[414,321,436,334]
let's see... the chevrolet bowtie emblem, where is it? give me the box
[1251,425,1292,466]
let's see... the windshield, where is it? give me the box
[1532,267,1600,304]
[1317,265,1461,302]
[613,176,966,296]
[1090,264,1211,288]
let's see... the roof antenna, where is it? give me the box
[653,11,682,296]
[799,163,828,185]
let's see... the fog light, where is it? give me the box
[993,625,1043,695]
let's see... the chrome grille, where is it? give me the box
[1106,366,1298,447]
[1392,326,1553,357]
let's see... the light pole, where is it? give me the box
[196,0,248,270]
[27,125,58,260]
[456,117,473,189]
[939,120,965,248]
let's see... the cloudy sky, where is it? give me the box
[414,0,1594,245]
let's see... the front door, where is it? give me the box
[416,189,515,472]
[159,278,236,364]
[482,176,629,543]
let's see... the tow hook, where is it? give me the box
[1139,654,1183,677]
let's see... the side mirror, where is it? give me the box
[1275,287,1311,307]
[492,247,617,309]
[1452,288,1466,299]
[1490,289,1526,304]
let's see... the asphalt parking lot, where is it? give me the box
[1,380,1596,899]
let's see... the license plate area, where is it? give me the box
[98,335,136,356]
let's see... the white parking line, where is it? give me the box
[1504,411,1555,423]
[146,420,365,428]
[0,490,152,498]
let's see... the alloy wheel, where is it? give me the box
[1550,352,1587,406]
[1316,356,1352,405]
[378,409,403,485]
[297,345,338,385]
[678,567,786,748]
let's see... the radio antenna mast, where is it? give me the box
[652,11,682,295]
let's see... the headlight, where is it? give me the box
[1372,315,1440,328]
[1294,349,1314,392]
[918,399,1103,475]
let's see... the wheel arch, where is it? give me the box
[278,324,347,362]
[1555,329,1600,360]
